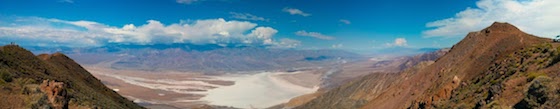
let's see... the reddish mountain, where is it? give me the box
[296,22,560,109]
[290,49,448,109]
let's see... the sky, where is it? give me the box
[0,0,559,51]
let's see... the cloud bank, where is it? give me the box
[423,0,560,38]
[273,38,301,48]
[0,16,284,47]
[295,30,334,40]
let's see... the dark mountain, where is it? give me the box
[296,22,560,109]
[0,45,143,109]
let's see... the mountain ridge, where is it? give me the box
[364,22,554,108]
[66,46,362,73]
[295,22,560,109]
[0,45,143,108]
[290,48,449,109]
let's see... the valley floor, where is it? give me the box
[84,65,322,109]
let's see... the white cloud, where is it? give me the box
[248,27,278,44]
[230,12,268,21]
[282,8,311,17]
[339,19,351,24]
[331,44,343,48]
[176,0,199,4]
[295,30,334,40]
[395,38,407,46]
[0,16,279,47]
[385,38,407,47]
[271,38,301,48]
[423,0,560,38]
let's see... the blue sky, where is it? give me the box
[1,0,559,50]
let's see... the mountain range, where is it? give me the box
[39,44,362,73]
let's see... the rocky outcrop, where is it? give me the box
[513,76,560,109]
[39,80,68,109]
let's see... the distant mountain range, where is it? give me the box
[349,47,441,57]
[26,43,268,54]
[25,43,366,73]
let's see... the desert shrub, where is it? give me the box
[527,72,547,82]
[456,103,472,109]
[20,84,41,95]
[486,101,501,108]
[490,79,500,85]
[0,69,13,82]
[549,47,560,66]
[28,93,49,108]
[14,78,35,87]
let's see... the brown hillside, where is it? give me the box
[293,49,448,109]
[0,45,144,109]
[362,22,557,109]
[294,62,432,109]
[295,22,560,109]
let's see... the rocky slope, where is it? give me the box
[296,22,560,109]
[0,45,143,109]
[402,22,560,108]
[293,49,447,109]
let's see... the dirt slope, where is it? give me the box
[296,22,560,109]
[0,45,143,109]
[293,49,448,109]
[363,22,558,109]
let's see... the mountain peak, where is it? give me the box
[483,22,522,33]
[37,52,69,61]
